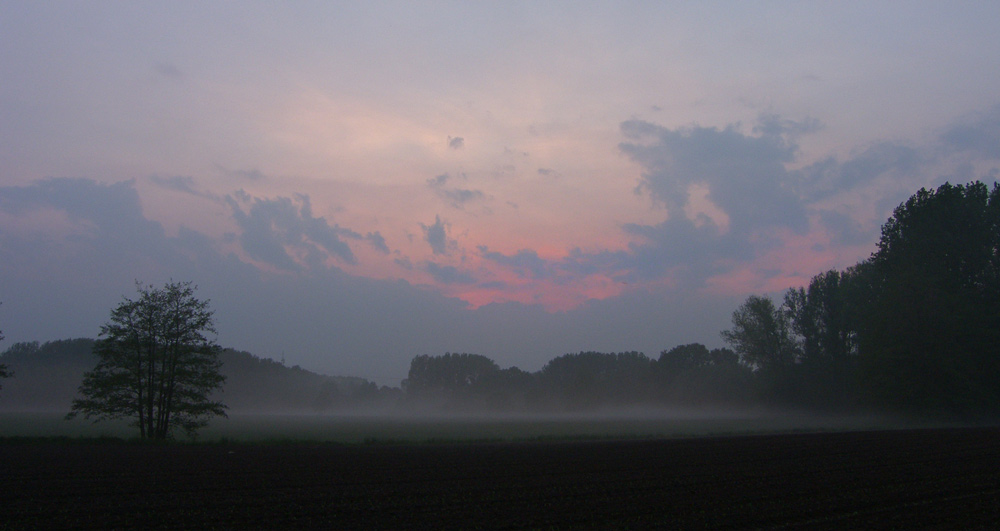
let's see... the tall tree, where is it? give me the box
[404,353,501,405]
[0,310,10,394]
[721,295,799,371]
[656,343,750,405]
[858,182,1000,415]
[783,270,856,364]
[0,362,11,393]
[537,351,654,408]
[68,281,226,439]
[782,270,861,409]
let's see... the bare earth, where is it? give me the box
[3,427,1000,529]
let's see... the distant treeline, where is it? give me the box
[401,348,751,412]
[2,182,998,420]
[0,339,400,412]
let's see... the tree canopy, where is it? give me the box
[721,295,799,371]
[722,181,1000,416]
[857,181,1000,415]
[68,281,226,439]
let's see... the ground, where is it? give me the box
[4,427,1000,529]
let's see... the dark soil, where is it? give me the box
[3,427,1000,529]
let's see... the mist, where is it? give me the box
[0,339,940,444]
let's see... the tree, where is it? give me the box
[782,270,861,409]
[856,182,1000,415]
[659,343,714,374]
[537,351,654,409]
[0,362,12,393]
[783,270,856,364]
[404,353,501,406]
[0,315,11,394]
[721,295,799,371]
[68,281,226,439]
[656,344,750,405]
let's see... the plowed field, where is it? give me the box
[4,427,999,529]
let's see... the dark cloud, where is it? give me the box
[226,193,357,270]
[753,114,823,138]
[153,61,182,79]
[420,215,454,255]
[366,231,390,254]
[149,175,197,193]
[235,168,267,181]
[148,175,218,200]
[424,262,477,284]
[816,210,874,246]
[0,178,166,252]
[620,119,807,233]
[214,164,268,181]
[428,174,448,187]
[479,246,551,279]
[602,117,813,288]
[610,113,983,288]
[448,136,464,149]
[398,114,937,297]
[793,142,922,201]
[0,179,195,341]
[427,173,485,208]
[941,105,1000,159]
[554,215,749,288]
[599,115,928,288]
[623,217,752,278]
[441,188,485,207]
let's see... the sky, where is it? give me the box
[2,2,1000,385]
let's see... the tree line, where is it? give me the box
[404,182,1000,418]
[401,348,753,412]
[722,181,1000,418]
[1,181,997,437]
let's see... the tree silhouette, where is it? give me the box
[721,295,799,371]
[0,314,10,394]
[404,353,501,406]
[857,182,1000,415]
[68,281,226,439]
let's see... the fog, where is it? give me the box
[3,407,926,445]
[0,339,981,443]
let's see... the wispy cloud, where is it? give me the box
[148,175,219,200]
[214,164,269,182]
[940,104,1000,159]
[152,61,183,80]
[426,173,485,208]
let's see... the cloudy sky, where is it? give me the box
[2,2,1000,384]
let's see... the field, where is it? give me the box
[3,421,1000,528]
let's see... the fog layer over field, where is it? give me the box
[2,407,928,444]
[0,338,985,442]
